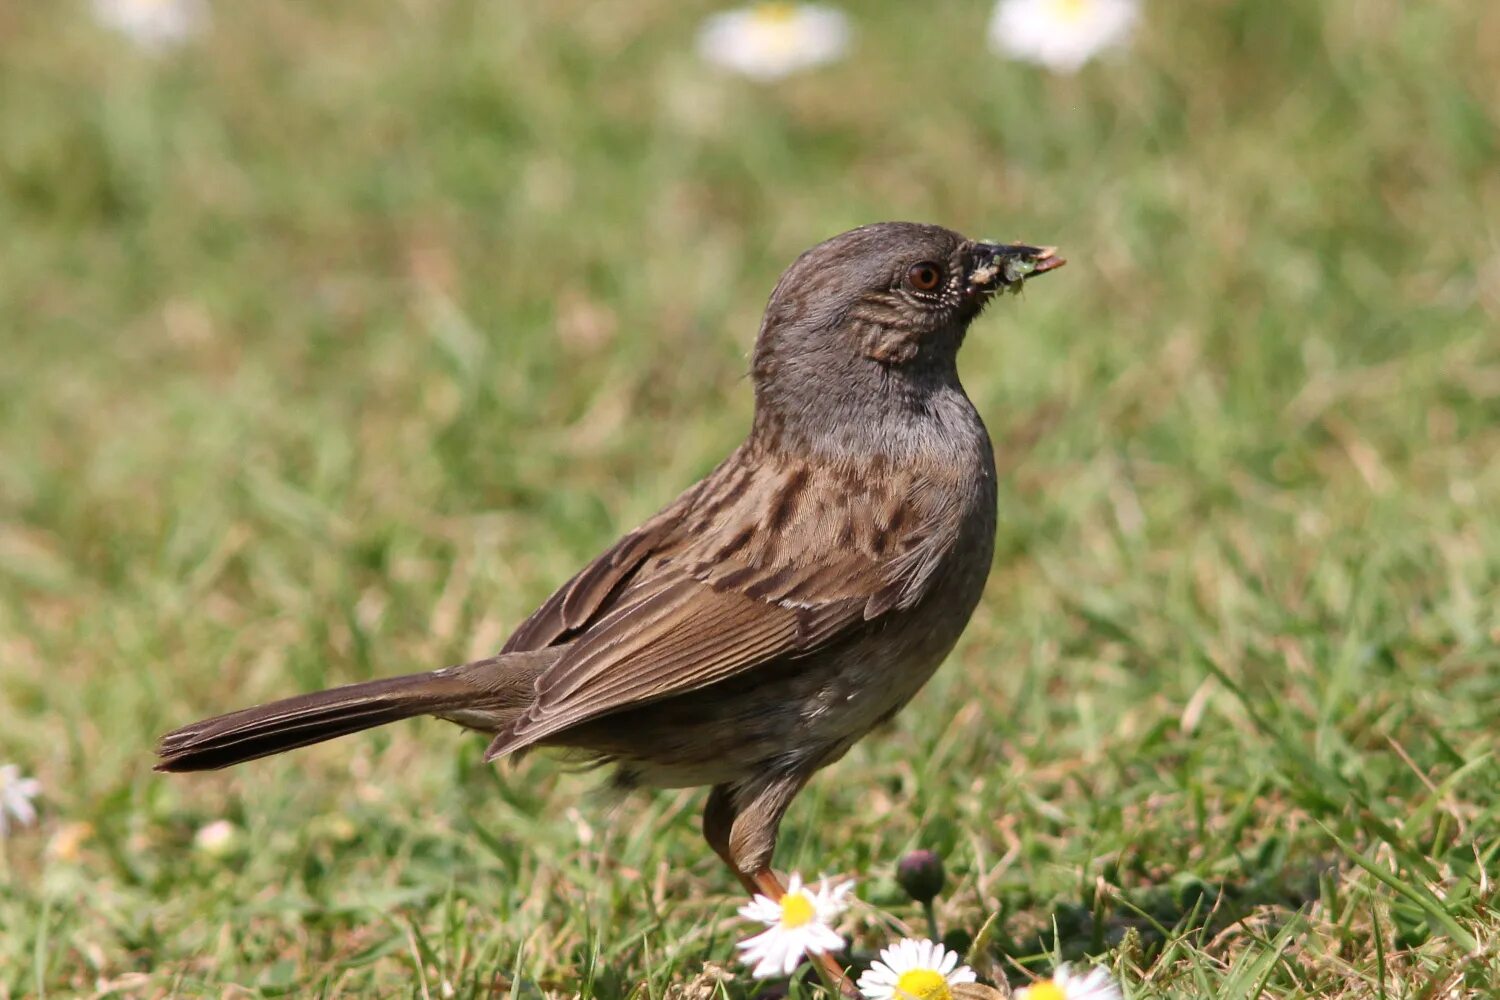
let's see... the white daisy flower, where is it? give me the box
[1014,964,1123,1000]
[192,819,239,857]
[737,873,853,978]
[988,0,1138,73]
[0,764,41,837]
[858,938,976,1000]
[697,3,851,82]
[92,0,207,50]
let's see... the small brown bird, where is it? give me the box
[156,222,1063,991]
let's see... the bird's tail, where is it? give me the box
[154,649,558,773]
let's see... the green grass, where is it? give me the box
[2,1,1499,996]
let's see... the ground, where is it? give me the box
[2,2,1498,997]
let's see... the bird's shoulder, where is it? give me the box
[674,444,974,616]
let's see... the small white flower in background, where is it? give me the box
[92,0,207,50]
[697,3,850,82]
[737,873,853,978]
[192,819,238,857]
[0,764,41,837]
[858,938,976,1000]
[988,0,1138,73]
[1014,964,1123,1000]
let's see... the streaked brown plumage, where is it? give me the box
[156,222,1064,993]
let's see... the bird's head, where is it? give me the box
[750,222,1064,445]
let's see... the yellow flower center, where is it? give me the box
[893,969,951,1000]
[1025,983,1066,1000]
[779,891,816,928]
[1050,0,1092,22]
[752,2,798,25]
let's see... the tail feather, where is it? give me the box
[157,704,426,771]
[155,651,557,773]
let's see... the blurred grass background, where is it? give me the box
[2,0,1498,996]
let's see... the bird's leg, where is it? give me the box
[703,781,859,999]
[704,785,761,896]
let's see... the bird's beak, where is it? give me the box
[965,242,1067,295]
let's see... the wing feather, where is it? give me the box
[486,450,964,760]
[501,520,666,652]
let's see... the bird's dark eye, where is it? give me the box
[906,262,944,293]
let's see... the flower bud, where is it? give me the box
[896,849,945,904]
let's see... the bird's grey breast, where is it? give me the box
[796,387,996,746]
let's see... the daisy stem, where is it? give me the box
[922,898,941,942]
[808,954,857,999]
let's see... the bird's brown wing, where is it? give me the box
[485,450,964,758]
[499,520,667,653]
